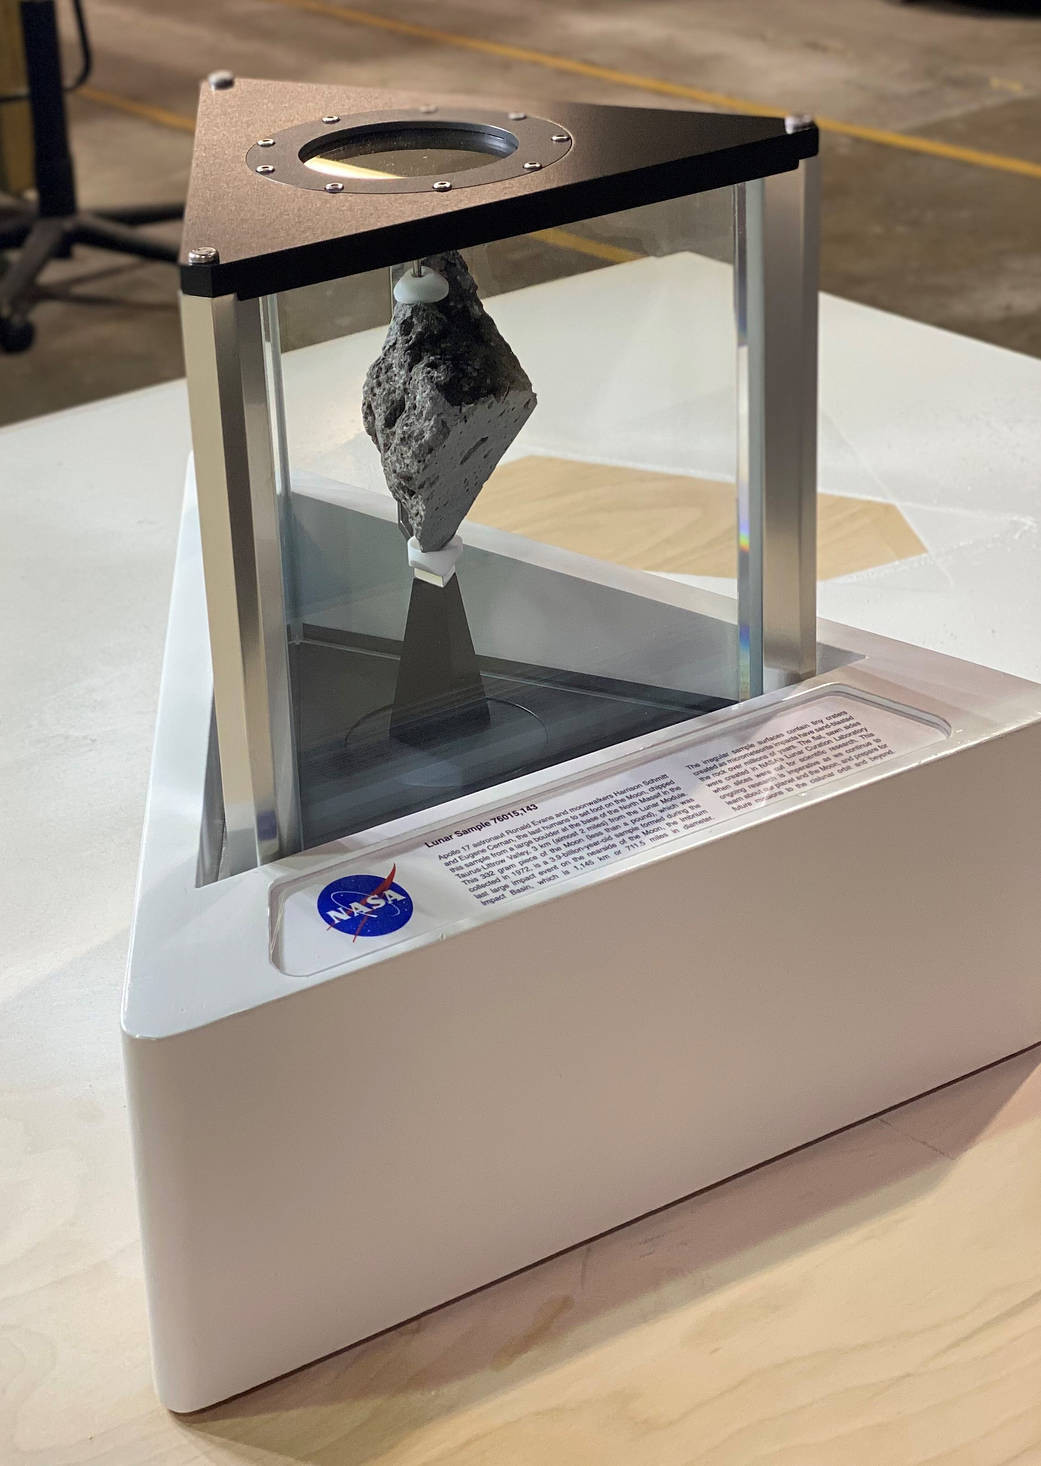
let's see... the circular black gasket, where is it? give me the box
[245,108,573,194]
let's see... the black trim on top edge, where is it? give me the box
[179,80,817,299]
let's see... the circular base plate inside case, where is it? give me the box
[346,697,548,792]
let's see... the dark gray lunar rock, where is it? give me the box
[362,251,537,551]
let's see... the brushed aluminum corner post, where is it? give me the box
[260,294,303,644]
[735,156,820,698]
[181,291,301,874]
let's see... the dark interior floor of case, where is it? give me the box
[294,626,732,847]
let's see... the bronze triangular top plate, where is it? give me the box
[180,77,817,299]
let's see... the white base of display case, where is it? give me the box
[124,472,1041,1413]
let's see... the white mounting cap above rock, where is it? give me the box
[393,268,449,304]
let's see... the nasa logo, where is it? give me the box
[316,864,413,941]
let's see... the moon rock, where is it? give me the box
[362,251,537,551]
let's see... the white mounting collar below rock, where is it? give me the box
[407,533,463,586]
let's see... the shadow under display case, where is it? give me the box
[123,78,1041,1412]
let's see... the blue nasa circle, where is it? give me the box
[317,871,414,938]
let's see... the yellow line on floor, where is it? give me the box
[79,84,195,132]
[262,0,1041,181]
[75,7,1041,185]
[532,229,641,265]
[811,116,1041,178]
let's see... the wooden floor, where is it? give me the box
[185,1047,1041,1463]
[8,1047,1041,1463]
[480,457,927,580]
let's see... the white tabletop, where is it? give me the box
[3,279,1041,1459]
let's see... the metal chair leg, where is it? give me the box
[74,214,180,264]
[0,216,33,250]
[0,214,66,312]
[90,203,184,227]
[0,214,66,350]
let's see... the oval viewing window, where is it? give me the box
[303,123,518,182]
[245,109,572,194]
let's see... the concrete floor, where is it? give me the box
[2,0,1040,424]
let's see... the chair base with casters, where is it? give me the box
[0,0,181,353]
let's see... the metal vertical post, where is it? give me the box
[734,181,762,700]
[735,148,819,696]
[260,294,301,641]
[181,291,301,874]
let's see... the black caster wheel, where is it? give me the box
[0,315,35,353]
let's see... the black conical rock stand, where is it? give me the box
[389,575,490,745]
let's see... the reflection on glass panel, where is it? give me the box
[272,191,740,846]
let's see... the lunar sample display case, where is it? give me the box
[123,77,1041,1412]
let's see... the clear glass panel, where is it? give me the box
[274,190,741,849]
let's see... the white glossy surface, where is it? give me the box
[4,257,1041,1428]
[123,488,1041,1409]
[123,464,1041,1041]
[5,256,1041,1039]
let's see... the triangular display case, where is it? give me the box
[124,79,1041,1412]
